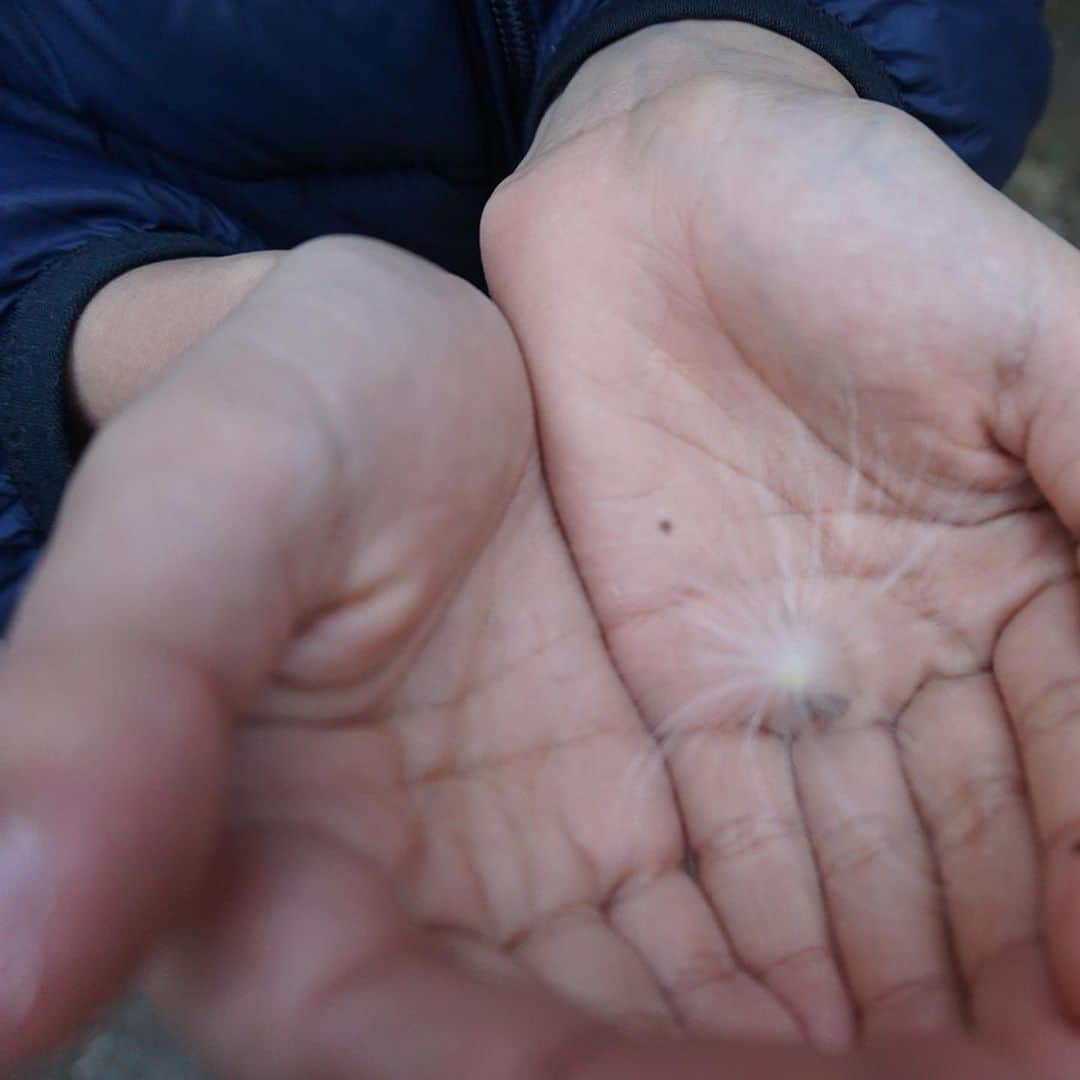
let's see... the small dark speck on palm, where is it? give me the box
[1072,839,1080,856]
[659,519,673,534]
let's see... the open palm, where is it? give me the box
[484,31,1080,1068]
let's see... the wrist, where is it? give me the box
[69,249,283,428]
[526,20,855,163]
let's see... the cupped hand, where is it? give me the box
[483,20,1080,1068]
[0,237,712,1077]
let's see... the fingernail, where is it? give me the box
[0,819,50,1025]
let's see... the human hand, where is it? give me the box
[1,237,702,1076]
[483,20,1080,1068]
[0,235,1072,1080]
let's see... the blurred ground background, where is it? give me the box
[19,3,1080,1077]
[1007,0,1080,243]
[19,999,201,1080]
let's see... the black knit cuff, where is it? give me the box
[525,0,904,149]
[0,230,237,534]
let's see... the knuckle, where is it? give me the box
[861,970,955,1030]
[815,812,909,883]
[1016,675,1080,743]
[755,942,836,988]
[667,950,745,1000]
[933,771,1025,856]
[696,812,805,868]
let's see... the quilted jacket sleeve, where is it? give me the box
[530,0,1053,188]
[0,101,263,623]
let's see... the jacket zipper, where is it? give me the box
[488,0,536,118]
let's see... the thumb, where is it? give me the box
[993,224,1080,1022]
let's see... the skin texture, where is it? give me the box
[481,18,1080,1066]
[4,19,1080,1080]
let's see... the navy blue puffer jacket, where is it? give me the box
[0,1,1053,628]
